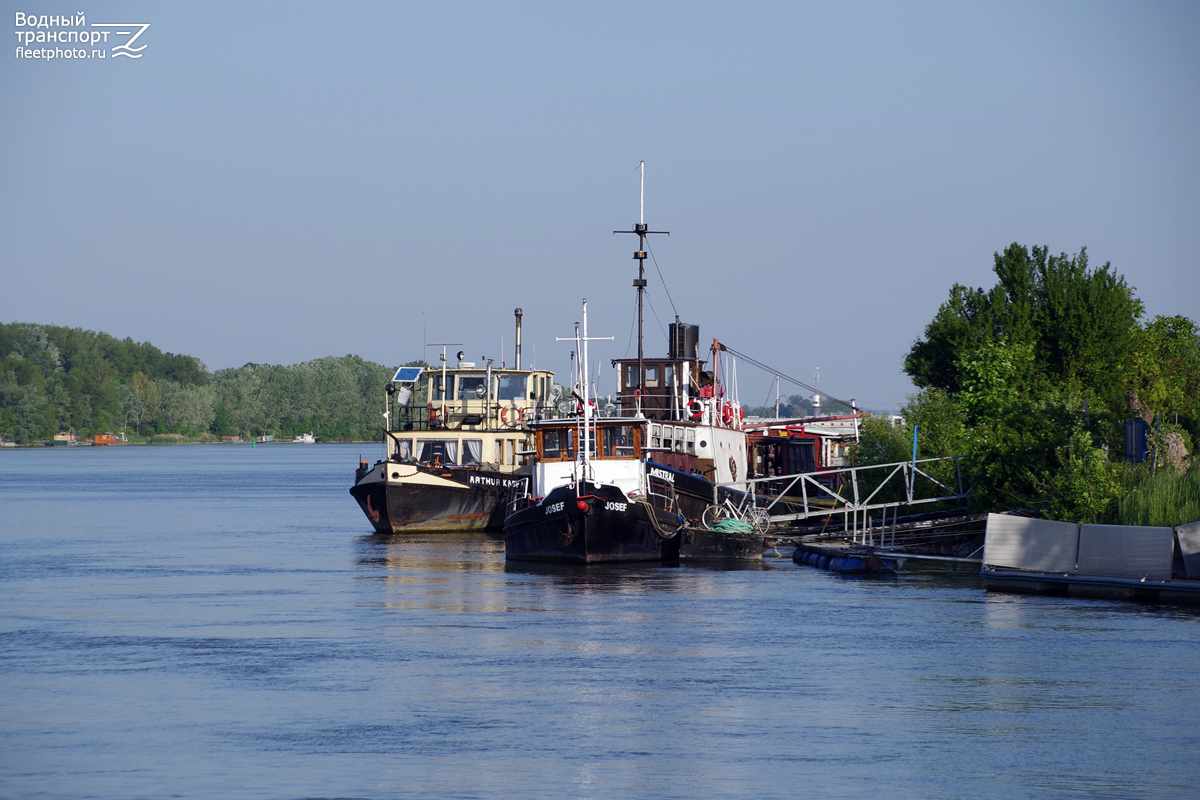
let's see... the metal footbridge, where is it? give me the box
[724,455,972,545]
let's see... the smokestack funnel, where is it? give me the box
[514,308,523,370]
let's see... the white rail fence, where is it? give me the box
[723,455,970,544]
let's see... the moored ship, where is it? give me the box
[502,307,753,563]
[503,178,756,563]
[350,310,556,534]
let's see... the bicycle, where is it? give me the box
[701,497,771,534]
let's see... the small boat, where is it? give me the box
[680,520,767,561]
[292,433,316,444]
[52,428,77,446]
[349,309,556,534]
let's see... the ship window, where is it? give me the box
[496,374,526,401]
[462,439,483,464]
[662,427,674,452]
[457,376,486,401]
[645,365,659,387]
[603,425,636,459]
[542,428,566,460]
[394,438,413,461]
[430,375,448,401]
[623,365,639,389]
[650,424,661,449]
[674,427,685,453]
[495,440,504,463]
[417,439,458,465]
[685,428,696,454]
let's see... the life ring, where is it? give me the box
[721,403,733,425]
[501,404,522,427]
[687,400,703,420]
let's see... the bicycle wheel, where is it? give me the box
[701,504,724,529]
[746,505,771,535]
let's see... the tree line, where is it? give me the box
[850,243,1200,526]
[0,323,395,443]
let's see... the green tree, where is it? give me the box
[1129,315,1200,446]
[156,382,216,435]
[901,243,1174,520]
[12,386,56,443]
[123,372,160,435]
[846,416,914,505]
[901,388,968,461]
[905,244,1143,408]
[210,405,234,437]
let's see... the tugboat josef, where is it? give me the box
[503,169,755,562]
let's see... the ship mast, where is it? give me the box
[557,299,612,482]
[615,161,668,416]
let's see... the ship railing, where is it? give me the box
[391,401,546,431]
[503,477,533,517]
[645,472,678,515]
[718,454,970,545]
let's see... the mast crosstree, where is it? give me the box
[614,161,669,416]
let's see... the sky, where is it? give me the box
[2,1,1197,412]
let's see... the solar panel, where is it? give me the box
[393,366,424,383]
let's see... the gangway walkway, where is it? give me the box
[721,455,971,545]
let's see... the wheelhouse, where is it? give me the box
[390,366,555,433]
[533,421,642,462]
[611,322,713,422]
[381,359,556,470]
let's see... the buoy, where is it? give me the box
[501,405,522,427]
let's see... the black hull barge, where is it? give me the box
[504,480,682,563]
[680,526,765,560]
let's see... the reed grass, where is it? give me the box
[1112,460,1200,527]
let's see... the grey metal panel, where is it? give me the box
[983,514,1079,572]
[1176,520,1200,579]
[1078,524,1174,579]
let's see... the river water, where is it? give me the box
[1,444,1197,800]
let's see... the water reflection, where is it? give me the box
[11,444,1200,799]
[357,531,505,573]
